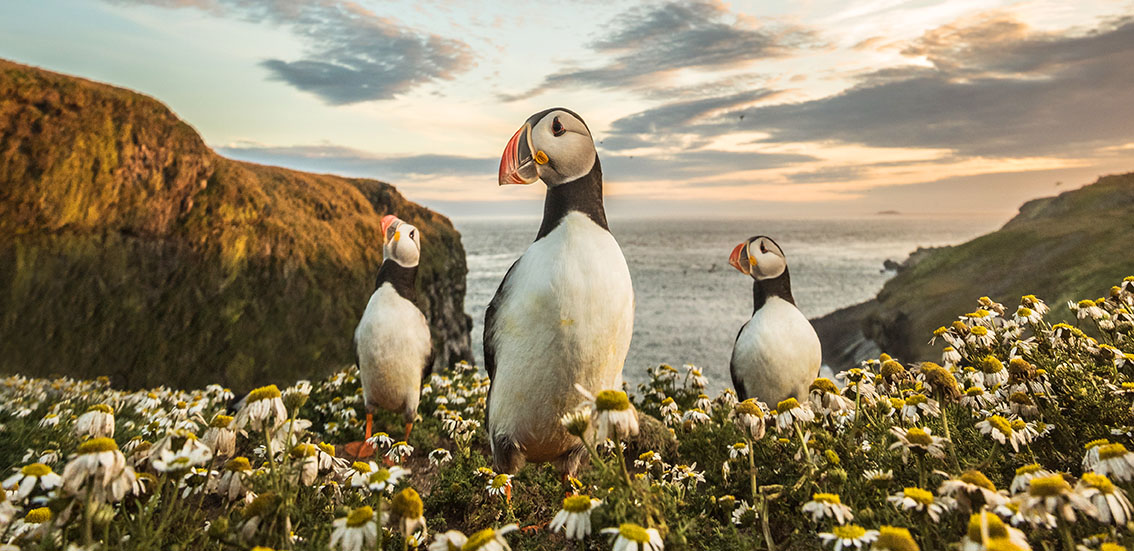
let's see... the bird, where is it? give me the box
[485,108,635,477]
[344,214,433,459]
[727,235,821,405]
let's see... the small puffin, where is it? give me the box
[485,108,635,476]
[345,214,433,458]
[728,236,821,404]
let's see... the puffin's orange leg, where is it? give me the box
[404,422,413,442]
[344,413,376,459]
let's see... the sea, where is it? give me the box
[454,215,1002,392]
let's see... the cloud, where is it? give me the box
[600,89,780,151]
[712,15,1134,157]
[107,0,474,104]
[604,149,814,181]
[514,1,813,96]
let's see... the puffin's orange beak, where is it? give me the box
[729,242,751,275]
[499,123,539,186]
[381,215,399,240]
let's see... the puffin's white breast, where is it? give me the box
[354,284,431,415]
[489,212,634,460]
[731,296,821,405]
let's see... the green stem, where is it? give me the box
[793,424,813,465]
[939,397,961,471]
[759,490,777,551]
[916,453,927,489]
[746,438,757,503]
[612,434,634,489]
[1058,519,1075,551]
[83,495,95,546]
[376,492,385,551]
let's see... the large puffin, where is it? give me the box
[345,214,433,458]
[728,235,821,404]
[485,108,635,476]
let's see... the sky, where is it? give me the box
[1,0,1133,219]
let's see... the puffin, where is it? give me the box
[345,214,433,458]
[485,108,635,476]
[727,235,821,404]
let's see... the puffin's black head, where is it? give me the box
[499,108,596,187]
[381,214,422,268]
[729,235,787,280]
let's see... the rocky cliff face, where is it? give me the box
[0,59,471,390]
[814,172,1134,371]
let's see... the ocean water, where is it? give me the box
[454,216,1001,392]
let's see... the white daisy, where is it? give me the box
[576,384,639,441]
[61,437,138,504]
[888,487,952,522]
[75,404,115,438]
[774,398,815,430]
[802,493,854,524]
[429,530,468,551]
[549,495,601,540]
[1076,472,1133,525]
[232,385,288,432]
[386,441,413,463]
[2,462,62,501]
[818,524,880,551]
[330,506,378,551]
[461,524,518,551]
[368,465,410,494]
[1093,443,1134,481]
[603,522,664,551]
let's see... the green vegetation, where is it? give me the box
[1,277,1133,550]
[818,173,1134,366]
[0,59,471,390]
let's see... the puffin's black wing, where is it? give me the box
[423,339,435,380]
[729,323,749,401]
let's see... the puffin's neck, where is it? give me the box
[535,157,608,240]
[375,259,418,302]
[752,266,795,312]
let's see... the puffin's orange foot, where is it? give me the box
[520,521,549,534]
[344,441,375,459]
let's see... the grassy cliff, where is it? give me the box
[0,59,472,390]
[815,172,1134,368]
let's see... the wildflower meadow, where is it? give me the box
[2,276,1134,551]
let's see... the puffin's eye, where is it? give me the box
[409,229,415,240]
[759,242,767,254]
[552,117,565,137]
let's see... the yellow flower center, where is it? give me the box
[735,399,764,417]
[905,427,933,446]
[970,326,989,336]
[987,415,1013,436]
[318,442,336,456]
[352,461,372,473]
[87,404,114,414]
[491,474,510,488]
[369,469,391,485]
[346,506,374,527]
[210,415,234,428]
[965,387,984,396]
[595,390,630,412]
[1081,472,1115,493]
[967,512,1008,541]
[1099,443,1129,460]
[462,528,497,551]
[247,385,282,402]
[875,526,918,551]
[812,492,841,504]
[563,495,594,513]
[1029,474,1071,497]
[880,360,905,379]
[1009,392,1033,405]
[831,524,866,539]
[21,462,52,477]
[25,507,52,524]
[905,394,927,406]
[903,487,934,505]
[809,378,838,394]
[78,437,119,454]
[777,398,800,412]
[977,356,1004,374]
[225,457,251,471]
[1017,307,1033,317]
[291,444,317,458]
[618,523,650,543]
[959,470,996,491]
[391,488,423,518]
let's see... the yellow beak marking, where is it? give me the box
[534,150,549,165]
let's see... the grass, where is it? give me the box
[0,276,1132,550]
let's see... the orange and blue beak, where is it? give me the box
[499,123,540,186]
[381,214,402,242]
[729,241,752,275]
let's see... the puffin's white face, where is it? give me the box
[729,236,787,280]
[381,215,421,268]
[499,108,596,187]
